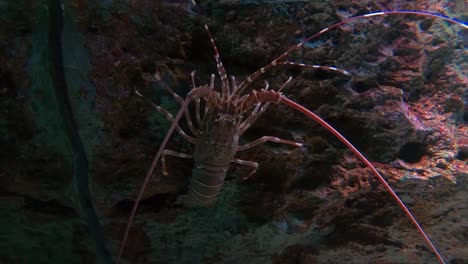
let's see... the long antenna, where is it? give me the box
[236,10,468,94]
[280,96,447,264]
[192,0,231,98]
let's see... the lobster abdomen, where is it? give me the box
[189,115,240,206]
[188,162,229,206]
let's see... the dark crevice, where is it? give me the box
[47,0,113,263]
[112,193,178,216]
[398,141,426,163]
[456,147,468,161]
[23,198,78,217]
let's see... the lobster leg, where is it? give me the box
[239,77,293,134]
[191,70,206,128]
[135,90,195,143]
[190,70,197,89]
[195,98,203,128]
[239,80,272,119]
[236,11,467,92]
[155,74,198,135]
[237,136,303,151]
[162,149,193,176]
[239,62,352,135]
[117,95,195,264]
[232,158,259,179]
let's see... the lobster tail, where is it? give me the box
[188,163,228,206]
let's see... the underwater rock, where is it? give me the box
[2,0,467,263]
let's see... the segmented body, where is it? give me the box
[189,103,241,206]
[172,80,296,206]
[116,6,468,264]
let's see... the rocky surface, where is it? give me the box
[1,0,467,263]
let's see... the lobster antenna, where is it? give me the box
[192,0,231,98]
[279,96,447,264]
[236,10,468,94]
[116,97,194,264]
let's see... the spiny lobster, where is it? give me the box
[116,2,468,263]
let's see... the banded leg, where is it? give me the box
[237,136,303,151]
[191,0,232,97]
[161,150,193,176]
[117,92,199,264]
[191,71,204,128]
[239,77,293,135]
[155,74,198,135]
[135,90,195,143]
[239,62,352,134]
[232,158,259,179]
[236,10,466,92]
